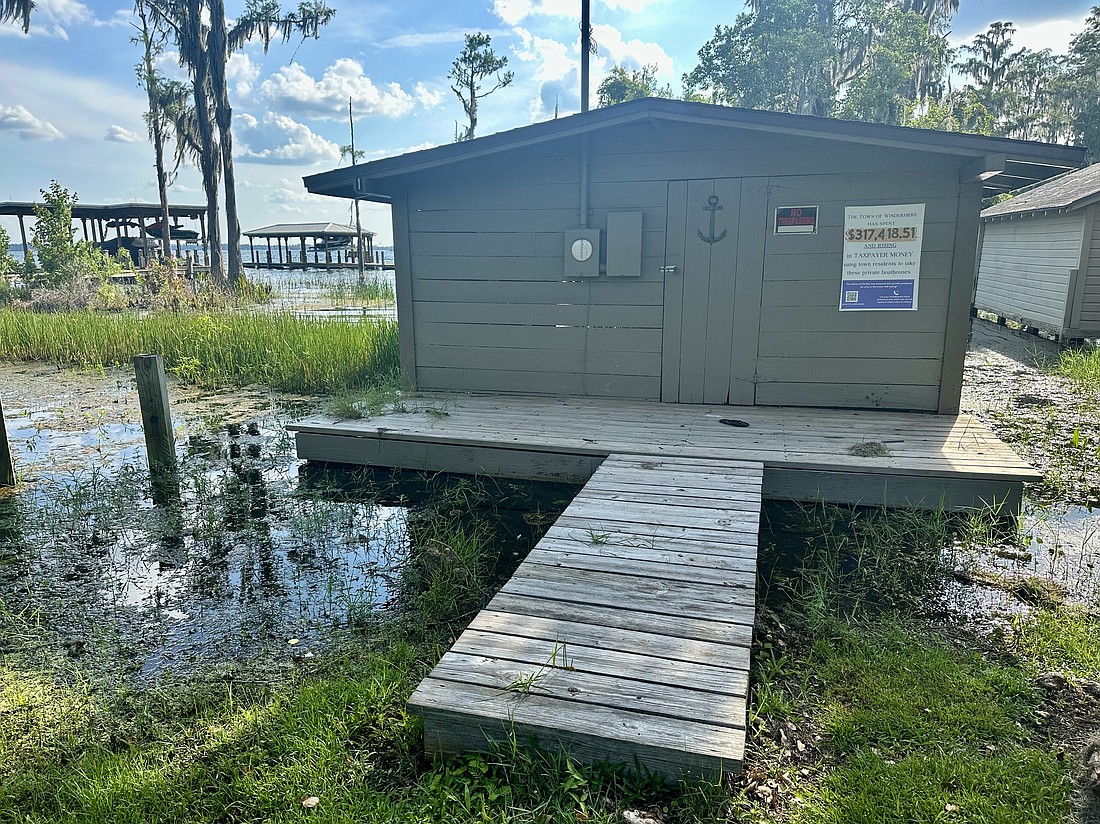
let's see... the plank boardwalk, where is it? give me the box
[408,454,763,779]
[289,394,1040,776]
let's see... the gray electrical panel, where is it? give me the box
[606,212,643,277]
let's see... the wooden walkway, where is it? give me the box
[290,394,1039,511]
[289,394,1039,777]
[409,454,762,778]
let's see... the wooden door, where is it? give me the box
[662,178,753,404]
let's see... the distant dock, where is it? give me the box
[243,222,386,272]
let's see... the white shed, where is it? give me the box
[976,163,1100,339]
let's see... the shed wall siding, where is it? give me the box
[1082,205,1100,327]
[975,212,1084,330]
[401,122,964,410]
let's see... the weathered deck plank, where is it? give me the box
[289,393,1036,509]
[406,455,763,779]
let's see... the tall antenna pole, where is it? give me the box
[580,0,591,112]
[349,97,365,284]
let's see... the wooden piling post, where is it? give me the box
[134,355,176,477]
[0,394,16,487]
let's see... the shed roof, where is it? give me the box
[303,98,1088,203]
[0,201,206,219]
[981,162,1100,219]
[242,222,375,238]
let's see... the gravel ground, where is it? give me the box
[963,318,1100,507]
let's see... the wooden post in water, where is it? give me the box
[0,394,16,487]
[134,354,176,487]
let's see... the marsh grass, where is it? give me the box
[1012,607,1100,680]
[749,503,1084,823]
[0,309,399,393]
[327,276,395,306]
[1056,346,1100,393]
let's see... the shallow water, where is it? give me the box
[243,256,398,320]
[0,380,575,684]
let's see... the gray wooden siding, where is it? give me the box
[399,122,965,410]
[975,213,1085,329]
[1080,205,1100,329]
[755,173,957,412]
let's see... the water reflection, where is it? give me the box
[0,402,577,684]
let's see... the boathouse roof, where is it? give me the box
[303,97,1088,203]
[982,161,1100,220]
[0,201,206,220]
[242,222,375,238]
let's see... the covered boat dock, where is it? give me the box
[0,201,209,266]
[242,222,384,270]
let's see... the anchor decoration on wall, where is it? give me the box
[697,195,727,245]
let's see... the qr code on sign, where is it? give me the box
[844,290,859,303]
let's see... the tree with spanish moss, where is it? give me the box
[142,0,335,285]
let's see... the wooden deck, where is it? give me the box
[409,454,762,778]
[289,394,1039,511]
[288,394,1038,777]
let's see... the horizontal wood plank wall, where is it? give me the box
[975,213,1085,330]
[1080,205,1100,330]
[406,134,670,399]
[756,172,959,411]
[400,122,962,409]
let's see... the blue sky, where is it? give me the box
[1,0,1096,246]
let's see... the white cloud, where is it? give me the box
[590,23,673,75]
[265,186,337,214]
[953,18,1080,56]
[0,0,122,39]
[363,141,437,160]
[226,53,261,100]
[0,103,63,140]
[414,82,444,109]
[260,59,441,120]
[236,112,342,165]
[514,27,574,81]
[381,29,474,48]
[513,28,579,119]
[104,124,141,143]
[493,0,575,26]
[91,7,132,28]
[600,0,662,11]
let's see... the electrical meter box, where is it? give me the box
[563,229,601,278]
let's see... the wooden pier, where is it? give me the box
[288,394,1038,778]
[412,454,761,777]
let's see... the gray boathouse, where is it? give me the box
[292,99,1086,778]
[303,98,1084,414]
[976,161,1100,340]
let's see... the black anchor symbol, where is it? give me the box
[697,195,727,245]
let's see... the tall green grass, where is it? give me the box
[0,309,399,393]
[1056,346,1100,392]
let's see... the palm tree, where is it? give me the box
[134,0,175,258]
[143,0,334,286]
[1,0,33,32]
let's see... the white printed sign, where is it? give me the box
[840,203,925,311]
